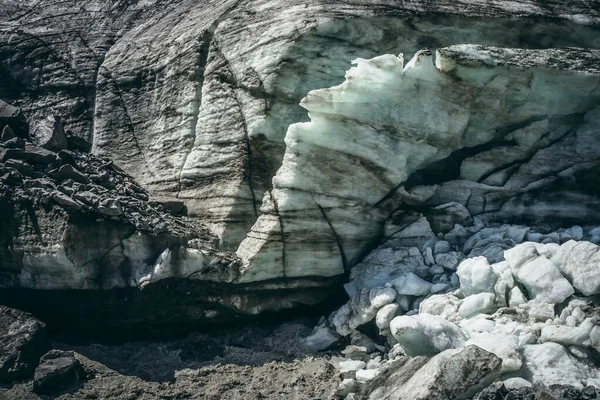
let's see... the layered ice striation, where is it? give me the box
[236,45,600,283]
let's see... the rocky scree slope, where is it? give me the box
[0,315,342,399]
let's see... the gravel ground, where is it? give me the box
[0,319,341,400]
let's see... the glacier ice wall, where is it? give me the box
[236,45,600,283]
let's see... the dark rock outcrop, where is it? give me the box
[0,99,28,140]
[0,306,51,382]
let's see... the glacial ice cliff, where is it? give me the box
[237,45,600,283]
[3,1,600,398]
[4,0,600,249]
[2,0,600,333]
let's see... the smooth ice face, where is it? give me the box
[458,293,496,318]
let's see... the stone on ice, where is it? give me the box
[466,332,522,373]
[367,345,501,400]
[389,314,467,356]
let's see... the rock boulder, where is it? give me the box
[0,306,51,382]
[365,345,502,400]
[32,350,85,395]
